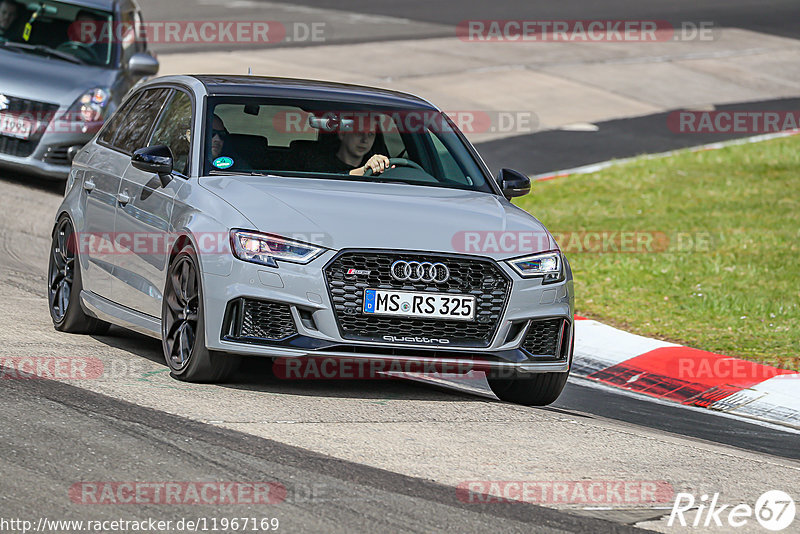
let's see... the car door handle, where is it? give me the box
[116,191,131,206]
[83,180,96,192]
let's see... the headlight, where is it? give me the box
[507,251,564,283]
[230,230,325,268]
[65,88,111,124]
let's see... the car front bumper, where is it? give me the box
[200,249,574,374]
[0,130,94,180]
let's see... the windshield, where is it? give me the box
[0,0,115,67]
[203,96,496,194]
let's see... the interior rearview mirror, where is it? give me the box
[498,168,531,199]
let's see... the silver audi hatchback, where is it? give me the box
[48,74,575,405]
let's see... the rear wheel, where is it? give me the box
[487,371,569,406]
[47,215,110,335]
[162,244,239,382]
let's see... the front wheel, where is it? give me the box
[47,215,110,335]
[162,244,239,382]
[488,371,569,406]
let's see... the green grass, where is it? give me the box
[514,136,800,370]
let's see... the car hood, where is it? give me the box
[0,48,117,108]
[199,175,557,258]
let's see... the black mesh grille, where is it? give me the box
[522,318,563,357]
[324,251,511,347]
[0,95,59,157]
[0,136,38,158]
[234,299,297,341]
[42,145,71,165]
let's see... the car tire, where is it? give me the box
[162,244,239,382]
[47,215,111,335]
[487,371,569,406]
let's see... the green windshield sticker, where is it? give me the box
[213,156,234,169]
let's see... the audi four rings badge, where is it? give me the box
[390,261,450,283]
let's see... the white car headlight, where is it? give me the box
[65,88,111,123]
[507,251,564,283]
[230,230,325,268]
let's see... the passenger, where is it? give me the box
[210,115,228,160]
[0,0,20,39]
[208,114,249,171]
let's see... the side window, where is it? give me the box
[98,93,142,146]
[112,88,172,154]
[150,91,193,176]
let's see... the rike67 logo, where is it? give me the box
[669,490,796,531]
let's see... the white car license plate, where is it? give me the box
[363,289,475,321]
[0,112,33,140]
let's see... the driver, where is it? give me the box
[62,10,107,62]
[333,129,390,176]
[0,0,20,39]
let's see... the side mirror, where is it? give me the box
[128,53,160,76]
[498,168,531,199]
[132,145,173,187]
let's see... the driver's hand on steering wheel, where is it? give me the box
[351,154,391,176]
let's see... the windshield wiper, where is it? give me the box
[363,177,416,186]
[0,41,85,64]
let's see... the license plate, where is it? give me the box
[0,112,33,140]
[363,289,475,321]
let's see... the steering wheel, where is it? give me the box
[56,41,99,63]
[363,157,424,176]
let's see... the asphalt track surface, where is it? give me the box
[140,0,800,46]
[476,97,800,176]
[137,0,800,176]
[0,372,641,533]
[284,0,800,40]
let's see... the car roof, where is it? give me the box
[191,75,439,110]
